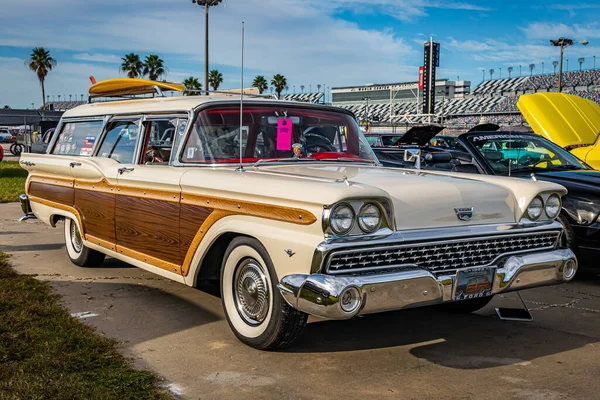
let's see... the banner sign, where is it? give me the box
[418,66,424,90]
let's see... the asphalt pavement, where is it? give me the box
[1,202,599,400]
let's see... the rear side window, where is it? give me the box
[96,120,140,164]
[51,121,103,156]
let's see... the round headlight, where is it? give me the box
[545,194,561,219]
[527,197,543,220]
[358,203,382,233]
[330,203,355,235]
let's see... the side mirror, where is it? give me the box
[404,148,421,169]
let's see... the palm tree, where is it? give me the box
[271,74,287,98]
[208,69,223,91]
[182,76,202,95]
[120,53,143,78]
[300,85,305,94]
[25,47,57,109]
[252,75,268,94]
[3,105,11,109]
[143,54,166,81]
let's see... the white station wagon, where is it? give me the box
[19,79,577,349]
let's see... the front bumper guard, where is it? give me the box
[19,194,36,221]
[278,249,577,320]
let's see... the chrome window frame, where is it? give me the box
[47,116,108,156]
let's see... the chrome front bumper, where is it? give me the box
[278,249,577,320]
[19,194,36,221]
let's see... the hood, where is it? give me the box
[395,125,444,146]
[517,93,600,148]
[247,165,518,230]
[530,170,600,197]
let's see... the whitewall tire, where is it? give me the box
[221,237,308,350]
[63,218,105,267]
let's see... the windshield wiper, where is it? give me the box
[544,164,585,171]
[252,158,314,168]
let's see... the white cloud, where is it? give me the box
[521,22,600,40]
[73,53,121,63]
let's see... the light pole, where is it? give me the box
[550,37,588,92]
[489,68,494,80]
[481,69,485,82]
[508,66,513,78]
[192,0,223,95]
[542,62,544,74]
[499,67,502,79]
[519,65,522,77]
[293,85,295,94]
[362,97,370,131]
[529,63,535,76]
[553,61,558,74]
[578,57,585,71]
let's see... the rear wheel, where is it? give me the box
[64,218,105,267]
[435,296,494,313]
[220,237,307,350]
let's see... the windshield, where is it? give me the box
[181,104,377,164]
[466,133,589,175]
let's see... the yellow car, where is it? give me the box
[517,92,600,169]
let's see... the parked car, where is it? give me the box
[517,92,600,169]
[18,78,577,349]
[454,130,600,271]
[0,128,13,143]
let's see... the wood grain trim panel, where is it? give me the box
[85,234,116,251]
[29,195,85,237]
[180,210,232,276]
[116,245,181,274]
[181,194,317,226]
[75,179,115,194]
[29,182,74,207]
[29,175,74,188]
[74,189,116,243]
[117,186,180,203]
[87,234,181,274]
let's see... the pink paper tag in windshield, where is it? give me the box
[276,118,293,151]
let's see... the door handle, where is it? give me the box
[117,167,135,175]
[69,162,82,167]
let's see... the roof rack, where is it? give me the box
[88,78,280,103]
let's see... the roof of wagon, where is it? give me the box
[61,95,312,118]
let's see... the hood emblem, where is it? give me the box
[454,207,474,221]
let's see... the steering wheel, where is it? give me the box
[305,141,337,155]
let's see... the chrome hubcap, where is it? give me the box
[233,259,269,325]
[70,221,83,253]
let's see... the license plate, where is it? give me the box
[454,267,495,301]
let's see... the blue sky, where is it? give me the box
[0,0,599,108]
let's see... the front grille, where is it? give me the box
[326,231,560,274]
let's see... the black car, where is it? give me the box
[371,125,600,271]
[455,130,600,270]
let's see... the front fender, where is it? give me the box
[183,215,324,287]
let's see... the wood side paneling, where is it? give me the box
[75,189,116,243]
[29,182,74,207]
[115,195,182,265]
[179,203,212,259]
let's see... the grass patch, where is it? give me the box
[0,252,172,400]
[0,161,27,203]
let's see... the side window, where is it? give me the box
[96,120,140,163]
[141,118,187,164]
[50,121,103,156]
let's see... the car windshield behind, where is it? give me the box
[181,104,377,164]
[466,133,589,174]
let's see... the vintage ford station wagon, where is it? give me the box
[19,80,577,349]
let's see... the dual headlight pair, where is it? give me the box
[329,202,382,235]
[526,194,561,221]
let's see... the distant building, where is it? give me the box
[331,79,471,105]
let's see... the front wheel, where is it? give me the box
[64,218,105,267]
[220,237,308,350]
[435,296,494,313]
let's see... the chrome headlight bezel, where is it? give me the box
[526,196,544,221]
[329,203,355,235]
[323,198,393,237]
[357,203,382,233]
[545,194,561,219]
